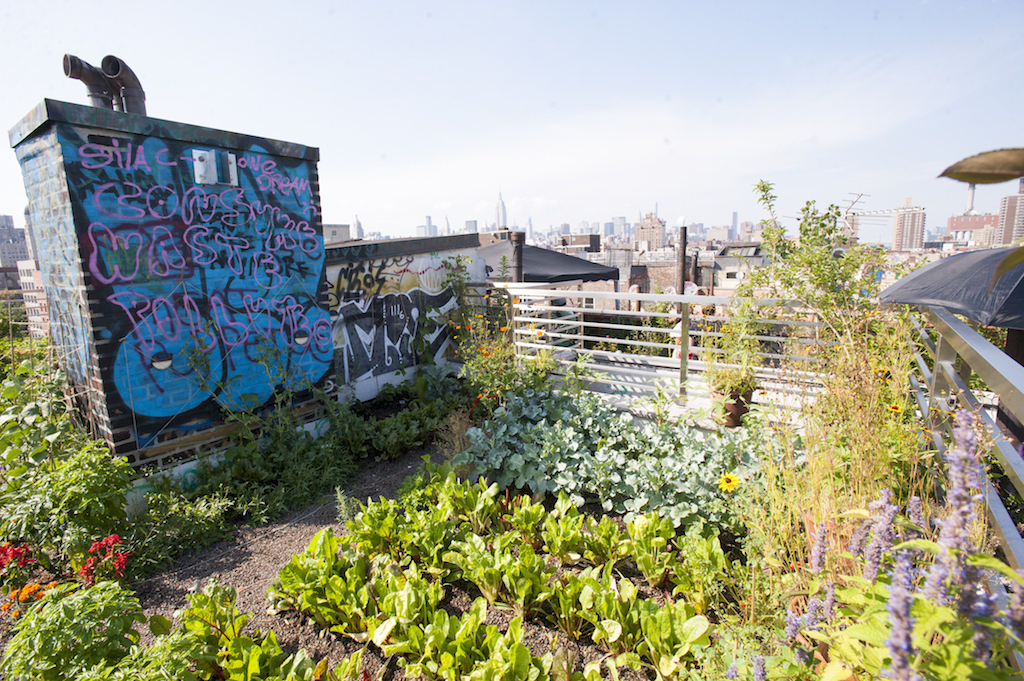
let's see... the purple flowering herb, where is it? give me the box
[923,410,985,603]
[907,496,925,535]
[885,553,917,681]
[823,582,836,620]
[795,647,810,665]
[809,521,828,574]
[804,597,823,631]
[784,608,801,640]
[724,661,738,679]
[959,565,997,661]
[752,654,766,681]
[862,491,899,582]
[848,519,870,557]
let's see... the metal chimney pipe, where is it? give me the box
[63,54,119,110]
[966,183,976,214]
[101,55,146,116]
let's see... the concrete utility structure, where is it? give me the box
[10,95,483,470]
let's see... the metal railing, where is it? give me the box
[910,305,1024,572]
[499,283,832,402]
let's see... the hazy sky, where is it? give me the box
[2,1,1023,243]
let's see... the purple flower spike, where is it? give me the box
[809,521,828,574]
[752,655,766,681]
[923,410,985,603]
[885,554,917,681]
[863,491,899,582]
[784,608,801,640]
[724,662,738,679]
[823,582,836,620]
[907,496,925,535]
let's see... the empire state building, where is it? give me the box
[496,193,507,230]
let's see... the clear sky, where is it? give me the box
[2,0,1023,243]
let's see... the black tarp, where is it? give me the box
[478,241,618,283]
[879,247,1024,329]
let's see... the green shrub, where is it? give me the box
[1,581,145,680]
[0,441,131,571]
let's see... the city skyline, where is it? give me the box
[1,2,1023,244]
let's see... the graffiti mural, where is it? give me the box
[52,123,331,449]
[326,252,457,384]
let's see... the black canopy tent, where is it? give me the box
[477,241,618,283]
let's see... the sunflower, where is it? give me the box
[718,473,741,493]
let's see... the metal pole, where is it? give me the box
[510,231,525,283]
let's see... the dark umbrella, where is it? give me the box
[879,248,1024,329]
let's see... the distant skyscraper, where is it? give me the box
[0,215,29,268]
[612,216,626,238]
[527,218,533,241]
[730,212,738,240]
[496,193,507,230]
[892,197,926,250]
[604,222,614,237]
[634,211,666,250]
[465,220,478,233]
[999,180,1024,244]
[560,223,571,235]
[354,216,363,239]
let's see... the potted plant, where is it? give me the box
[703,304,760,427]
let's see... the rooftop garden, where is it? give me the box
[0,184,1021,680]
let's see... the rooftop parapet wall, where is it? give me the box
[10,100,331,463]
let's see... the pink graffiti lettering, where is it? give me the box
[78,141,161,172]
[183,226,218,266]
[93,182,147,219]
[147,226,187,278]
[88,223,142,285]
[107,291,155,351]
[213,234,250,275]
[155,148,177,166]
[210,295,248,348]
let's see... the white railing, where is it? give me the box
[499,284,830,402]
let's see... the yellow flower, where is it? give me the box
[718,473,741,493]
[887,403,902,413]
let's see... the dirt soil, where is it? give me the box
[2,443,656,680]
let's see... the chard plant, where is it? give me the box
[579,565,645,655]
[443,532,516,605]
[669,521,730,614]
[500,543,555,619]
[547,569,596,641]
[636,599,711,681]
[541,492,586,566]
[582,515,630,569]
[627,511,677,589]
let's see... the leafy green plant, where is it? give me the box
[627,512,677,589]
[636,599,711,680]
[504,494,546,550]
[0,440,131,571]
[0,581,146,680]
[541,493,586,565]
[669,522,729,614]
[450,477,500,535]
[129,486,232,577]
[383,596,492,680]
[444,533,516,605]
[578,565,645,655]
[582,515,630,569]
[268,528,378,642]
[500,543,554,619]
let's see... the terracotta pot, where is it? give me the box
[711,388,754,427]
